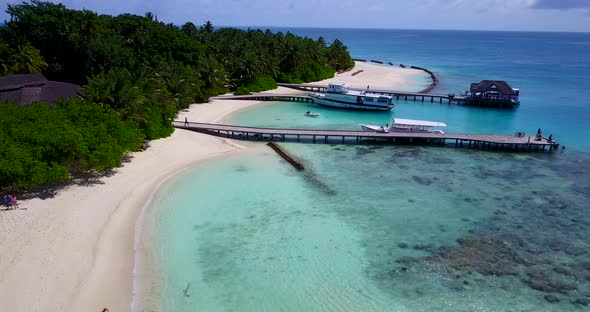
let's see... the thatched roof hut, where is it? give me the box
[0,74,82,106]
[465,80,520,108]
[470,80,516,96]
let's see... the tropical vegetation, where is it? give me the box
[0,0,355,190]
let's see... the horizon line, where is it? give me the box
[221,25,590,35]
[1,19,589,35]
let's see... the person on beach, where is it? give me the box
[3,194,17,209]
[2,194,9,209]
[9,195,18,209]
[184,117,189,126]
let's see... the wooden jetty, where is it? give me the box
[174,121,559,153]
[277,83,466,104]
[212,93,314,103]
[267,142,305,170]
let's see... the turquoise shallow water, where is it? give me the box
[231,99,535,139]
[144,145,590,311]
[140,29,590,311]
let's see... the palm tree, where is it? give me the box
[181,22,199,38]
[280,38,305,72]
[232,51,265,85]
[144,12,155,22]
[202,21,214,34]
[199,58,228,94]
[0,43,12,75]
[9,44,48,74]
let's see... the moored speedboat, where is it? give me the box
[361,118,447,134]
[309,83,394,111]
[304,111,320,117]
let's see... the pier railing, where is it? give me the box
[173,121,559,153]
[276,83,466,104]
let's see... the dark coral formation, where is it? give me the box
[438,237,529,276]
[379,152,590,308]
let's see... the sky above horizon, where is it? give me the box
[1,0,589,32]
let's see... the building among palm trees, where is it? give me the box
[0,74,81,106]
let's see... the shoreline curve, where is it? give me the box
[0,60,429,312]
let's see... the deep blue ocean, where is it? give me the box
[138,29,590,312]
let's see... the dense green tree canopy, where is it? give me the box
[0,0,355,191]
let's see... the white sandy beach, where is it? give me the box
[322,61,427,90]
[0,62,428,312]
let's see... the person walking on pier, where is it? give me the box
[535,128,543,141]
[184,117,189,126]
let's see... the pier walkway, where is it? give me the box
[277,83,467,104]
[174,121,559,152]
[211,87,463,105]
[212,93,313,103]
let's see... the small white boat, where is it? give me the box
[305,111,320,117]
[361,118,446,134]
[308,83,394,111]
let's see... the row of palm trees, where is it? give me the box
[1,1,354,137]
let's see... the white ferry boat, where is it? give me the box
[308,83,394,111]
[361,118,446,134]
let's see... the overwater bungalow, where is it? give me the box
[465,80,520,108]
